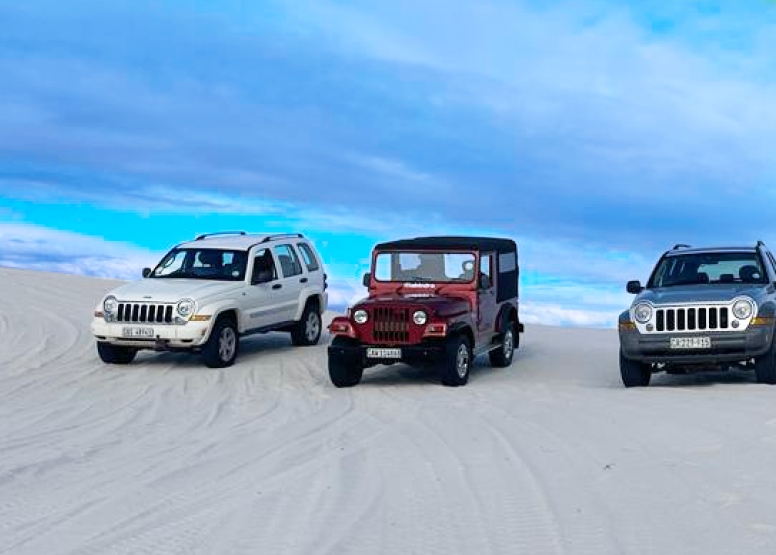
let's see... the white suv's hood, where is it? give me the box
[109,279,243,303]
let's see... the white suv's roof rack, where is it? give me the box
[258,233,304,243]
[195,231,247,241]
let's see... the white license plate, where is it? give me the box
[366,347,402,359]
[670,337,711,350]
[122,326,154,339]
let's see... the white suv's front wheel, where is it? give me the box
[202,317,239,368]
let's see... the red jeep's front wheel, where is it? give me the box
[439,335,472,387]
[328,337,364,388]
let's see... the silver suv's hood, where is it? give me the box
[109,278,243,303]
[637,284,766,305]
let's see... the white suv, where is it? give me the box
[91,232,328,368]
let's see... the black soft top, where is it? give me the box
[375,236,516,254]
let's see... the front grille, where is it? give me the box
[655,306,730,332]
[372,307,411,344]
[116,303,175,324]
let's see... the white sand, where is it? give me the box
[2,266,776,554]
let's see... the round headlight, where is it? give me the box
[413,310,428,325]
[732,298,754,320]
[103,295,118,315]
[633,303,652,324]
[353,309,369,325]
[177,298,196,318]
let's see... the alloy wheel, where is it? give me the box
[219,327,237,361]
[456,344,470,378]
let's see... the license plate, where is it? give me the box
[670,337,711,350]
[122,326,154,339]
[366,347,402,359]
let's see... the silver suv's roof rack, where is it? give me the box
[259,233,304,243]
[672,244,692,250]
[195,231,247,241]
[757,240,766,248]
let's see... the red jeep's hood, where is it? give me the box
[355,293,470,318]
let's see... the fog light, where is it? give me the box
[732,320,740,329]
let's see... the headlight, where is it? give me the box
[103,295,118,315]
[633,303,652,324]
[177,298,196,318]
[732,298,754,320]
[413,310,428,325]
[353,309,369,324]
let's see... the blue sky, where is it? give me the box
[2,0,776,326]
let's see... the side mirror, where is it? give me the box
[627,280,643,294]
[142,268,152,278]
[362,273,371,288]
[480,274,492,290]
[252,269,274,285]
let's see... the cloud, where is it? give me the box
[0,223,159,280]
[2,0,776,256]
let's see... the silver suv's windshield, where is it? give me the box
[150,248,248,281]
[648,252,768,288]
[375,251,476,283]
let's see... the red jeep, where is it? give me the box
[328,237,523,387]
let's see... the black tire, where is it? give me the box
[620,349,651,387]
[755,339,776,384]
[202,317,239,368]
[489,321,517,368]
[291,301,322,346]
[97,342,137,365]
[328,338,363,388]
[439,334,472,387]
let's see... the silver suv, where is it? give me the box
[619,242,776,386]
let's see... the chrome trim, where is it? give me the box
[630,297,758,334]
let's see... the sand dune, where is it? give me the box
[2,267,776,554]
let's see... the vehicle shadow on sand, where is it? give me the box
[647,369,757,388]
[356,358,505,387]
[130,332,321,370]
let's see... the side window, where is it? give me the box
[479,254,493,289]
[252,248,277,282]
[274,244,303,278]
[297,243,320,272]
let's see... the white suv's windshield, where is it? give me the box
[375,251,476,283]
[150,248,248,281]
[648,252,768,288]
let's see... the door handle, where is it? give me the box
[300,277,308,284]
[272,284,282,290]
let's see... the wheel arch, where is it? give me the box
[496,304,519,334]
[448,321,475,349]
[294,289,326,321]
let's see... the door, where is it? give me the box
[477,252,498,343]
[271,244,306,323]
[243,248,287,331]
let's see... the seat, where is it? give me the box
[697,272,710,284]
[719,274,735,284]
[740,265,761,284]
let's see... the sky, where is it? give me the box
[1,0,776,327]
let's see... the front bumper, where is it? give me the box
[91,319,213,350]
[328,341,446,368]
[620,327,774,364]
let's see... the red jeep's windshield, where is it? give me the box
[374,251,476,283]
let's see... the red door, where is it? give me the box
[477,252,498,343]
